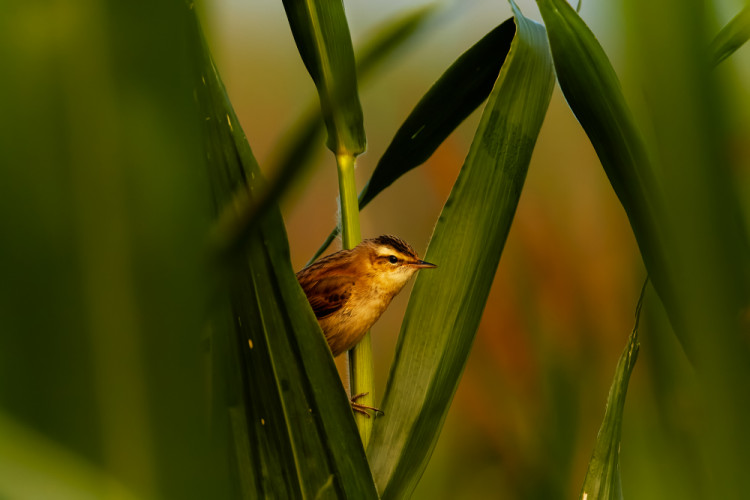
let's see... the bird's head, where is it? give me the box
[354,235,436,291]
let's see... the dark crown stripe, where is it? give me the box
[371,235,417,258]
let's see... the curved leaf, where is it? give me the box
[282,0,365,156]
[358,18,516,209]
[366,4,555,498]
[192,15,377,499]
[580,332,639,500]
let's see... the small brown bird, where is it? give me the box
[297,235,436,356]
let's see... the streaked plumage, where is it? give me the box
[296,235,436,356]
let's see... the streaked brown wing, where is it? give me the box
[299,275,355,319]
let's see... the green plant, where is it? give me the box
[1,0,748,499]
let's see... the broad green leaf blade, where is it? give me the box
[711,5,750,65]
[534,0,682,350]
[579,286,643,500]
[366,4,555,498]
[193,17,377,499]
[282,0,365,156]
[312,18,519,263]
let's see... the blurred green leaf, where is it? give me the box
[281,0,365,156]
[579,285,643,500]
[191,13,377,499]
[366,4,555,498]
[711,5,750,66]
[0,2,214,497]
[0,411,138,499]
[312,17,519,263]
[623,0,750,497]
[355,4,438,79]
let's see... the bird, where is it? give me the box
[296,235,436,357]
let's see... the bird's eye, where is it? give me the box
[388,255,398,264]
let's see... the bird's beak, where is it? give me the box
[412,260,437,269]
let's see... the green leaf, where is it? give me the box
[358,19,516,209]
[282,0,366,156]
[711,5,750,66]
[579,285,643,500]
[312,17,519,263]
[580,335,639,500]
[366,3,555,498]
[192,15,377,499]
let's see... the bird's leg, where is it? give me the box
[350,392,384,418]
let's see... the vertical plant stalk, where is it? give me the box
[336,153,374,446]
[336,154,362,246]
[281,0,370,446]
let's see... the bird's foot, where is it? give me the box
[350,392,384,418]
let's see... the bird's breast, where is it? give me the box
[346,285,392,329]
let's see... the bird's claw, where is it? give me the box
[350,392,384,418]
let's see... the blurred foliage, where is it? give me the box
[622,1,750,498]
[0,1,215,498]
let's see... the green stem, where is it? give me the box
[349,331,374,446]
[336,153,374,447]
[336,154,361,247]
